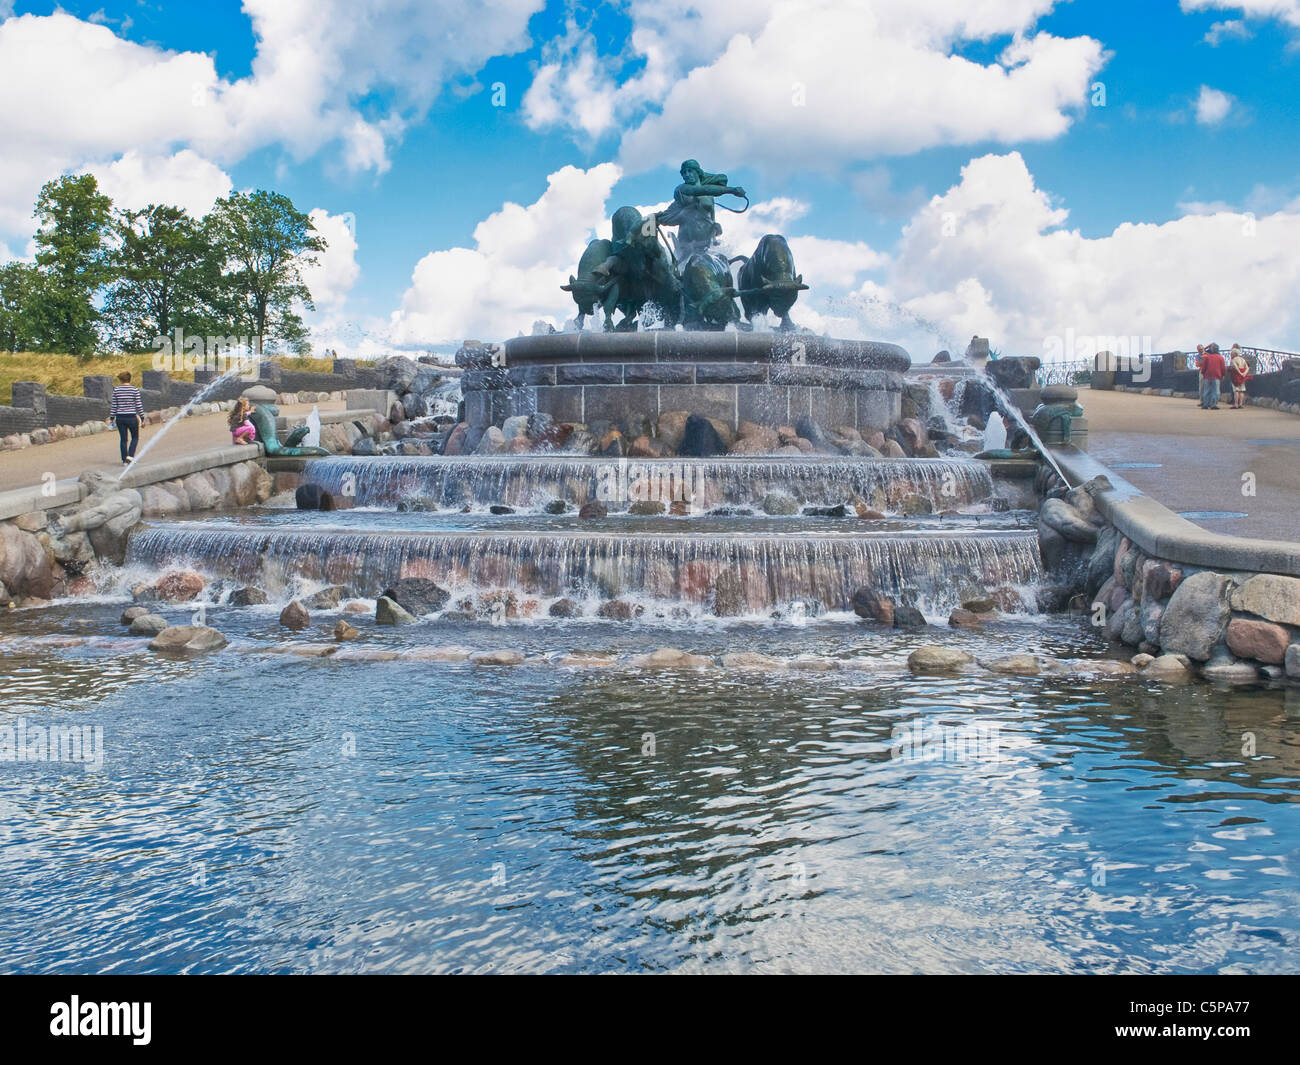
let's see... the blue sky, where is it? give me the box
[2,0,1299,356]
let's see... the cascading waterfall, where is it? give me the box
[300,455,996,512]
[127,523,1041,613]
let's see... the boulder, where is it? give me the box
[980,654,1041,675]
[1228,574,1300,626]
[120,605,149,625]
[655,411,690,451]
[579,500,608,520]
[1144,654,1194,680]
[279,600,310,630]
[1285,643,1300,680]
[295,484,335,511]
[375,596,418,625]
[306,585,348,609]
[149,625,228,655]
[720,652,788,671]
[628,500,665,515]
[128,613,169,636]
[631,647,712,669]
[1159,571,1232,660]
[893,606,928,629]
[907,646,973,671]
[229,587,268,607]
[548,598,581,618]
[468,649,525,666]
[155,570,205,602]
[948,608,986,629]
[1225,617,1290,664]
[761,490,799,516]
[475,426,508,455]
[1039,498,1098,544]
[678,414,728,458]
[333,620,360,641]
[597,599,641,621]
[380,578,450,615]
[852,587,894,625]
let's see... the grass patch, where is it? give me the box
[0,352,335,403]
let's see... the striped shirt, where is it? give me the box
[109,384,145,419]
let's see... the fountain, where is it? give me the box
[121,159,1045,621]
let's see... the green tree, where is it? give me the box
[29,173,114,356]
[0,261,41,351]
[103,204,217,351]
[207,190,325,354]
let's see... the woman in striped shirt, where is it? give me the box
[109,371,145,464]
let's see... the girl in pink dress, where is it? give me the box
[229,398,257,444]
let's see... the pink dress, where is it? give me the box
[232,419,256,444]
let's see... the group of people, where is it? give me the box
[1193,342,1253,410]
[107,371,258,467]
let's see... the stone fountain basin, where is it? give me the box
[462,331,912,433]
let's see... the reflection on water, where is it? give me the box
[0,605,1297,973]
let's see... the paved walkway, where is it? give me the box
[1083,388,1300,542]
[0,401,342,494]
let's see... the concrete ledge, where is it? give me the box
[0,479,84,521]
[120,444,263,490]
[347,389,399,413]
[1052,444,1300,577]
[276,408,380,431]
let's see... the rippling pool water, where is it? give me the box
[1,603,1298,973]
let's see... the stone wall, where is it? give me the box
[1041,447,1300,682]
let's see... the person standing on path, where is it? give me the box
[109,371,145,463]
[1199,343,1226,410]
[1228,344,1252,409]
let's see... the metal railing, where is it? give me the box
[1035,345,1298,387]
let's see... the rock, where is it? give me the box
[678,413,728,458]
[632,647,712,669]
[713,571,745,616]
[333,620,360,641]
[787,656,840,671]
[1225,617,1290,664]
[558,653,619,668]
[761,490,799,516]
[279,600,310,630]
[489,504,515,515]
[475,426,508,455]
[545,499,568,514]
[893,606,928,629]
[501,415,530,442]
[655,411,689,451]
[895,417,928,454]
[1039,498,1098,544]
[1140,560,1182,602]
[899,493,933,516]
[629,435,665,458]
[155,570,205,602]
[720,652,788,671]
[305,585,347,609]
[907,646,973,671]
[548,598,581,618]
[1131,653,1155,668]
[468,649,525,666]
[794,416,833,452]
[1285,643,1300,679]
[980,654,1041,675]
[1201,652,1261,682]
[803,504,847,517]
[1228,574,1300,626]
[149,625,228,655]
[962,597,996,613]
[563,428,601,455]
[375,596,418,626]
[380,578,450,615]
[1145,654,1194,680]
[851,587,894,625]
[442,423,469,455]
[403,645,472,661]
[120,605,149,624]
[1159,571,1232,661]
[629,500,665,515]
[579,500,608,520]
[295,484,335,511]
[597,599,641,621]
[948,608,986,629]
[128,613,169,636]
[854,504,887,520]
[229,587,268,607]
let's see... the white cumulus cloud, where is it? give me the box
[1195,85,1234,124]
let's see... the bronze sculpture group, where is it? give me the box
[563,160,807,332]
